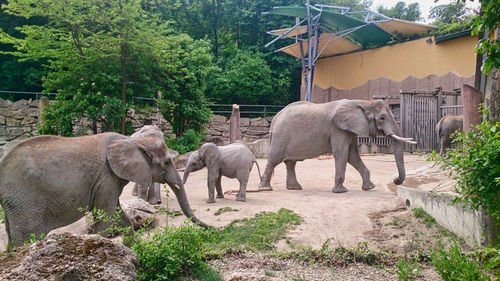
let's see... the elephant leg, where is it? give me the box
[91,190,133,237]
[259,158,280,191]
[137,184,148,202]
[132,183,139,196]
[206,167,220,203]
[216,175,224,198]
[332,148,349,193]
[347,143,375,191]
[439,138,445,156]
[285,160,302,190]
[147,183,162,205]
[236,171,250,201]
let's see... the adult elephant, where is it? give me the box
[0,127,207,248]
[435,115,463,155]
[259,100,416,193]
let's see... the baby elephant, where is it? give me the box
[183,142,261,203]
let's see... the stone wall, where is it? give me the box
[206,115,272,145]
[0,98,40,145]
[0,97,272,147]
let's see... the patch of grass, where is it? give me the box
[276,240,394,268]
[397,258,421,281]
[132,208,301,280]
[386,217,401,228]
[292,275,307,281]
[214,207,239,216]
[265,270,277,277]
[412,208,436,227]
[0,206,4,224]
[156,206,183,217]
[432,241,491,281]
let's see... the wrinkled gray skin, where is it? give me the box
[183,142,262,203]
[0,127,207,248]
[436,115,463,155]
[130,125,177,205]
[259,99,408,193]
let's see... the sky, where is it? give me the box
[370,0,481,23]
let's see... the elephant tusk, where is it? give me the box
[173,184,181,190]
[390,134,418,145]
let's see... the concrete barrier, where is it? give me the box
[398,186,498,247]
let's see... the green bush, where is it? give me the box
[429,118,500,222]
[167,129,205,155]
[0,206,4,224]
[397,258,421,281]
[132,223,218,281]
[431,242,491,281]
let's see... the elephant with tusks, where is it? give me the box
[259,99,417,193]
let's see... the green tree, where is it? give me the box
[429,2,467,24]
[377,2,422,22]
[471,0,500,74]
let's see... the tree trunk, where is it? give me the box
[120,42,127,134]
[485,69,500,122]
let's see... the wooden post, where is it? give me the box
[463,84,482,132]
[229,104,240,143]
[436,87,443,120]
[38,96,50,125]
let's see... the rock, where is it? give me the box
[0,108,15,117]
[0,233,138,281]
[246,127,269,136]
[210,115,226,125]
[21,116,36,125]
[27,108,39,117]
[22,126,32,133]
[208,129,222,136]
[0,127,5,136]
[0,98,12,108]
[29,99,39,108]
[239,117,250,127]
[12,110,26,120]
[9,99,29,111]
[175,152,193,170]
[0,115,5,124]
[265,116,274,123]
[121,198,156,229]
[250,117,269,127]
[6,118,21,127]
[0,141,20,161]
[245,139,271,159]
[211,123,228,132]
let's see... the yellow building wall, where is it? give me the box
[313,35,477,90]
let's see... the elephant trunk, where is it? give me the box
[393,139,406,185]
[182,166,191,185]
[169,182,209,228]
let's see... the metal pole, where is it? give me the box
[305,0,312,102]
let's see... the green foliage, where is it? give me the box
[167,129,205,155]
[132,222,219,281]
[429,2,467,24]
[478,246,500,279]
[214,207,239,216]
[0,206,4,224]
[429,118,500,222]
[377,2,422,22]
[23,233,46,245]
[431,241,491,281]
[397,258,421,281]
[412,208,436,227]
[471,0,500,74]
[132,208,301,280]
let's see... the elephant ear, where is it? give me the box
[199,143,220,168]
[333,102,372,137]
[107,139,153,187]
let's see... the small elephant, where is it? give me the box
[259,100,416,193]
[183,142,262,203]
[129,125,179,205]
[0,127,207,248]
[436,115,463,155]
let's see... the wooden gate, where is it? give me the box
[400,88,462,152]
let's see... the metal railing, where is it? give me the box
[209,104,285,117]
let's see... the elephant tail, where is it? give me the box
[436,117,444,138]
[254,160,263,182]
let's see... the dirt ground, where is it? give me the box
[0,153,454,279]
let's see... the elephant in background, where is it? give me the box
[259,99,416,193]
[435,115,463,155]
[130,125,179,205]
[183,142,262,203]
[0,127,207,248]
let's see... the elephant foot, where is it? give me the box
[332,185,348,193]
[362,181,376,191]
[259,182,273,191]
[236,196,246,202]
[206,198,216,203]
[216,194,224,199]
[286,183,303,190]
[148,200,162,205]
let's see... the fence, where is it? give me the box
[400,88,463,152]
[209,104,284,117]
